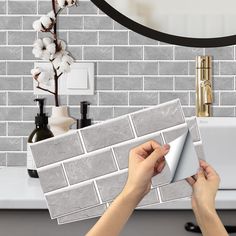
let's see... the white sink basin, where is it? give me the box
[198,117,236,190]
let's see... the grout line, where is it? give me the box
[160,132,166,144]
[44,169,129,196]
[93,180,103,204]
[77,130,87,154]
[156,187,163,203]
[62,163,70,186]
[128,114,137,138]
[111,147,120,171]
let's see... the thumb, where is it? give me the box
[144,144,170,167]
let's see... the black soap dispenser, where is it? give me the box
[27,98,54,178]
[77,101,91,128]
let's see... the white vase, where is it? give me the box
[49,106,76,136]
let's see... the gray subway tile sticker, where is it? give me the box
[38,164,68,193]
[30,132,84,167]
[46,182,100,219]
[131,99,185,137]
[57,204,107,224]
[30,99,203,223]
[113,133,163,169]
[152,164,173,187]
[96,171,128,202]
[186,117,201,142]
[80,116,135,152]
[137,189,160,207]
[194,143,206,161]
[162,125,188,143]
[159,179,192,202]
[64,149,118,185]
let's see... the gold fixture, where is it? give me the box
[196,56,213,117]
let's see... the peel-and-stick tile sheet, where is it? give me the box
[30,99,205,224]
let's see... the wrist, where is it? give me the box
[120,185,144,206]
[193,202,217,221]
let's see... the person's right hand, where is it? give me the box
[187,160,220,215]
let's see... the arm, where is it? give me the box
[187,160,228,236]
[86,141,170,236]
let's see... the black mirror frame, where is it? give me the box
[91,0,236,48]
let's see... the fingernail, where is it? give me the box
[163,144,170,151]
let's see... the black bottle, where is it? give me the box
[27,98,54,178]
[77,101,92,129]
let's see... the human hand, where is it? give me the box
[187,160,220,215]
[122,140,170,203]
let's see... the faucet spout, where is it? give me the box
[196,56,213,117]
[203,82,213,105]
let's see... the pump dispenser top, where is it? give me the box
[34,98,48,127]
[79,101,91,128]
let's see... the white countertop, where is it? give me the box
[0,167,235,210]
[0,167,47,209]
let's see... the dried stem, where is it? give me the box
[51,0,60,107]
[36,85,55,95]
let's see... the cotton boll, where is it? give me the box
[52,55,61,69]
[66,0,77,7]
[41,50,51,60]
[40,15,52,29]
[46,43,56,55]
[32,20,43,32]
[57,39,66,52]
[47,11,55,20]
[32,47,43,59]
[59,61,71,73]
[37,71,53,86]
[62,54,73,65]
[31,67,41,77]
[43,37,53,46]
[33,39,44,49]
[57,0,66,8]
[32,38,56,60]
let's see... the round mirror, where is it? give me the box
[92,0,236,47]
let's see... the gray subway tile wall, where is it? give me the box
[0,0,235,167]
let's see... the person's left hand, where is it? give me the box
[122,140,170,202]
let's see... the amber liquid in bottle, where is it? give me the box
[27,125,53,178]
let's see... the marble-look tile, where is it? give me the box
[160,179,192,202]
[131,99,185,137]
[38,164,68,193]
[64,149,117,185]
[186,117,201,142]
[162,125,188,143]
[30,132,84,168]
[46,182,100,219]
[137,189,160,207]
[96,171,128,202]
[57,204,107,224]
[80,117,135,152]
[194,142,206,160]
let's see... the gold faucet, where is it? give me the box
[196,56,213,117]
